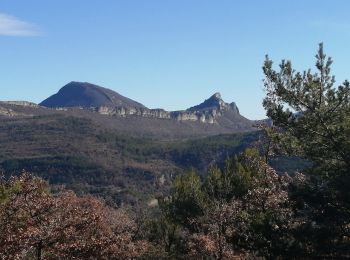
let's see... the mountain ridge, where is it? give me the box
[0,82,258,204]
[38,81,251,126]
[0,81,256,138]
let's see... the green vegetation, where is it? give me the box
[0,112,308,207]
[140,44,350,258]
[0,113,259,205]
[145,148,296,258]
[262,43,350,257]
[2,44,348,258]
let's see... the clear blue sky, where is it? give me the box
[1,1,350,119]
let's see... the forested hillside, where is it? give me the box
[0,112,258,205]
[1,45,349,259]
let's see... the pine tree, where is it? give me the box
[262,43,350,257]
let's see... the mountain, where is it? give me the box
[0,83,255,203]
[188,92,239,114]
[0,82,303,207]
[40,81,146,109]
[0,109,258,205]
[185,92,251,128]
[0,82,256,139]
[39,82,254,132]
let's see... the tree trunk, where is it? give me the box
[37,240,42,260]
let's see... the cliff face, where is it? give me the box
[2,101,38,107]
[0,101,37,117]
[188,92,238,113]
[0,106,15,117]
[39,82,252,127]
[96,106,217,123]
[94,92,244,124]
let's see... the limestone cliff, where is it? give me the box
[2,101,38,107]
[93,92,245,124]
[39,82,252,127]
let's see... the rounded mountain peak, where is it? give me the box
[40,82,146,109]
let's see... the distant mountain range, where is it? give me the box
[0,82,287,206]
[39,81,254,129]
[0,82,258,138]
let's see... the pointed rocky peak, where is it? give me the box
[212,92,222,100]
[187,92,239,114]
[229,102,239,114]
[40,81,146,109]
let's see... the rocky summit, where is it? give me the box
[39,82,252,127]
[188,92,239,114]
[0,82,255,139]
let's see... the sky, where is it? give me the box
[1,1,350,119]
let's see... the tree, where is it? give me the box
[166,170,206,229]
[190,150,298,259]
[263,43,350,171]
[0,172,148,259]
[144,212,185,258]
[204,149,258,203]
[262,43,350,257]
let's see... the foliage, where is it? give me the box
[143,214,186,258]
[165,170,206,230]
[263,43,350,257]
[151,149,302,259]
[0,172,148,259]
[263,43,350,171]
[3,44,349,259]
[0,112,258,206]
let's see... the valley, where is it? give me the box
[0,82,260,205]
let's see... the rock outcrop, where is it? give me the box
[0,102,30,117]
[91,92,242,124]
[2,101,38,107]
[95,106,217,123]
[0,106,15,117]
[39,82,252,126]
